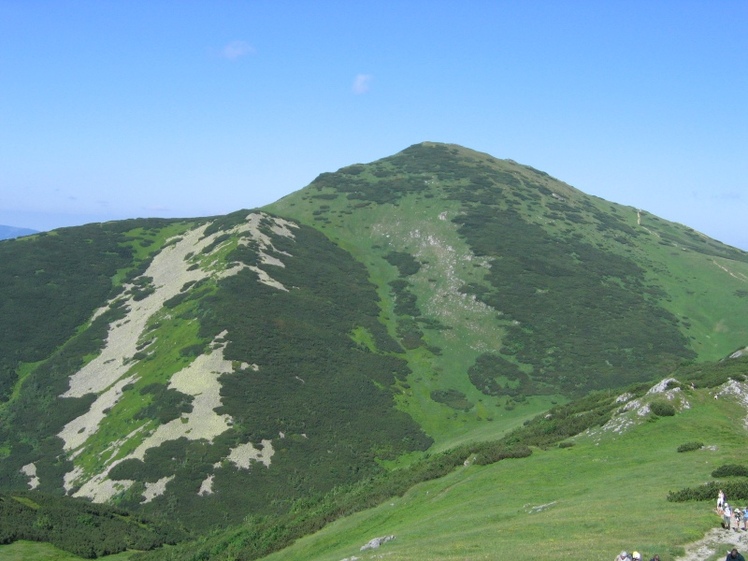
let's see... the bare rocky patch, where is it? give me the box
[226,439,275,469]
[676,527,748,561]
[21,463,39,490]
[54,212,297,503]
[584,378,690,441]
[142,475,175,504]
[371,205,504,353]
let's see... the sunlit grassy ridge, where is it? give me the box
[268,141,748,447]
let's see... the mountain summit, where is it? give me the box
[1,142,746,533]
[270,142,748,392]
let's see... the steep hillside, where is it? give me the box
[268,142,748,444]
[136,354,748,561]
[0,142,746,539]
[0,213,430,532]
[0,490,184,558]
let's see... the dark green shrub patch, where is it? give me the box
[451,204,694,395]
[0,491,186,557]
[135,384,194,424]
[712,465,748,478]
[468,353,533,397]
[384,251,421,276]
[396,319,426,350]
[389,279,421,317]
[677,442,704,453]
[0,222,155,402]
[668,481,748,503]
[179,343,206,358]
[130,276,155,301]
[109,458,150,481]
[430,389,473,411]
[649,400,676,417]
[473,444,532,465]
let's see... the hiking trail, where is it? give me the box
[676,526,748,561]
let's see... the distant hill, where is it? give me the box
[0,142,746,553]
[0,224,38,240]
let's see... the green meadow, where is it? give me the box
[259,387,745,561]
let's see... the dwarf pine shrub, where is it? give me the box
[712,464,748,478]
[677,441,704,453]
[650,400,676,417]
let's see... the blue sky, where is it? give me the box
[1,1,746,249]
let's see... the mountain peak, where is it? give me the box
[1,144,747,545]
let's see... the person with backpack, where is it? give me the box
[724,503,734,530]
[726,548,746,561]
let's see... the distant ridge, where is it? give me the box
[0,224,38,240]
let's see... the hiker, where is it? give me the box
[724,503,733,530]
[632,552,641,561]
[726,548,746,561]
[614,551,629,561]
[742,507,748,530]
[735,507,743,531]
[719,489,725,508]
[650,555,660,561]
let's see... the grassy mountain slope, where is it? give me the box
[258,396,716,561]
[267,141,748,447]
[7,358,748,561]
[0,142,746,544]
[144,355,748,561]
[0,212,431,532]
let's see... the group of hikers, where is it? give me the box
[608,489,748,561]
[614,551,659,561]
[615,548,746,561]
[717,489,748,531]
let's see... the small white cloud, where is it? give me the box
[352,74,373,94]
[221,40,255,60]
[712,191,742,202]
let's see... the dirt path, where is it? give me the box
[676,526,748,561]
